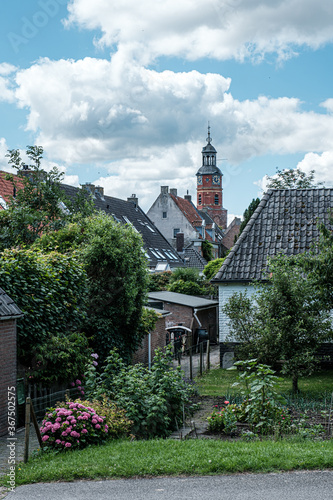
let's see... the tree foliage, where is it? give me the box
[238,198,260,237]
[0,248,89,380]
[0,146,95,250]
[203,257,226,281]
[80,212,149,363]
[201,239,214,262]
[167,266,211,296]
[147,271,172,291]
[223,255,332,392]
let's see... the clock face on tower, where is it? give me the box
[212,175,220,185]
[197,175,202,185]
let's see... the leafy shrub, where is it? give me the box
[203,258,226,281]
[168,279,207,296]
[84,346,197,438]
[40,401,108,450]
[208,360,294,436]
[28,332,91,387]
[148,271,172,291]
[207,402,238,435]
[0,248,88,368]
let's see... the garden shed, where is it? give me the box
[0,288,23,436]
[147,291,218,346]
[132,307,171,366]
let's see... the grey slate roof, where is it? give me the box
[148,291,218,309]
[0,288,23,320]
[60,184,184,269]
[182,247,208,271]
[212,188,333,283]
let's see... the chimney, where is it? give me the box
[161,186,169,195]
[211,222,216,241]
[127,194,138,207]
[176,232,184,253]
[95,186,104,199]
[170,188,177,196]
[83,183,96,196]
[201,219,206,240]
[184,194,191,202]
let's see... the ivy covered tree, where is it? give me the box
[80,212,149,363]
[223,254,332,392]
[0,248,90,384]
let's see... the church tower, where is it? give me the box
[196,126,227,229]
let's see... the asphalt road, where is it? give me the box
[3,471,333,500]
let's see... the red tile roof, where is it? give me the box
[0,171,24,209]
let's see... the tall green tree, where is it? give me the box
[266,167,322,189]
[0,146,95,249]
[80,212,149,363]
[237,198,260,238]
[223,254,332,392]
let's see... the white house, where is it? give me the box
[212,188,333,367]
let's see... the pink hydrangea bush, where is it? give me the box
[40,401,108,450]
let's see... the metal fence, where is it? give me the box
[172,340,212,379]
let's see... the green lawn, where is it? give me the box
[196,368,333,400]
[2,438,333,486]
[1,367,332,488]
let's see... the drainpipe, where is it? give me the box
[193,309,202,327]
[148,332,152,370]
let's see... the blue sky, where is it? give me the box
[1,0,333,222]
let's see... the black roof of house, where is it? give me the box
[0,288,23,320]
[61,184,184,269]
[212,188,333,283]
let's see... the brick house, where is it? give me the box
[147,291,218,345]
[147,128,240,260]
[212,188,333,367]
[0,288,23,436]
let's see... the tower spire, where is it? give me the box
[206,122,211,144]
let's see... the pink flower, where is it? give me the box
[81,429,88,434]
[65,442,72,448]
[92,418,97,424]
[75,379,81,385]
[61,441,65,446]
[42,435,49,442]
[224,401,229,405]
[55,439,61,445]
[80,390,85,395]
[95,424,101,430]
[70,382,75,387]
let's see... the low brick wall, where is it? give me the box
[0,319,17,436]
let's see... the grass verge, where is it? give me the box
[196,368,333,399]
[2,438,333,486]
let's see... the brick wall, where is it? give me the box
[222,217,241,250]
[0,320,17,436]
[132,315,167,365]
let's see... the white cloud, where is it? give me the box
[4,53,333,211]
[0,64,17,103]
[64,0,333,63]
[297,151,333,186]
